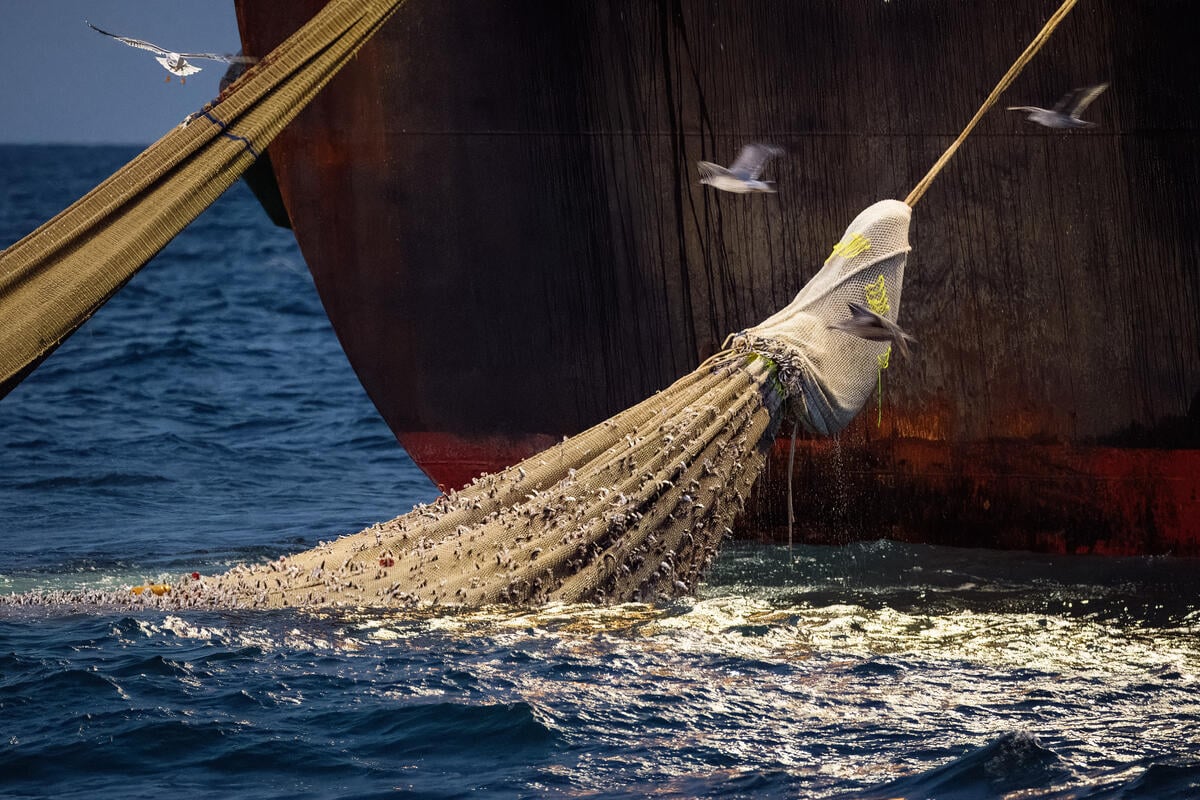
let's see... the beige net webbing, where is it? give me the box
[0,0,1085,613]
[38,200,906,612]
[0,201,911,611]
[0,0,405,399]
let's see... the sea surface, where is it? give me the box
[1,145,1198,799]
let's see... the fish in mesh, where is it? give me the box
[2,200,912,612]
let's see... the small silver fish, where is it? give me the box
[1006,83,1109,129]
[697,143,784,193]
[828,301,917,359]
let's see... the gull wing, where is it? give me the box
[1053,83,1108,115]
[846,301,885,325]
[86,21,170,56]
[834,302,916,358]
[1065,82,1109,116]
[727,143,784,180]
[697,161,733,182]
[1051,88,1078,113]
[176,52,259,64]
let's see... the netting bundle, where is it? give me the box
[2,200,911,612]
[1,0,1092,613]
[732,199,912,435]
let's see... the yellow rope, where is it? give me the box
[905,0,1080,207]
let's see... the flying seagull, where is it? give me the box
[87,21,257,83]
[698,143,785,193]
[1006,83,1109,129]
[828,301,918,360]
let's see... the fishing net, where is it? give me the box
[0,200,910,611]
[110,199,908,611]
[733,200,911,436]
[0,0,1085,612]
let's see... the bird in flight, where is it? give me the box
[698,143,785,193]
[87,21,257,84]
[828,302,917,360]
[1006,83,1109,129]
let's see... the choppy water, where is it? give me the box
[2,145,1198,798]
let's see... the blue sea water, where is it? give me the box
[1,144,1199,799]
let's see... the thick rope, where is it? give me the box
[904,0,1080,207]
[0,0,405,398]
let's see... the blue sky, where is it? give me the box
[1,2,242,144]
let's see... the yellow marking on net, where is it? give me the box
[865,274,891,426]
[825,232,871,264]
[865,274,890,317]
[876,345,891,427]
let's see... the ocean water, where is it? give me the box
[2,145,1199,799]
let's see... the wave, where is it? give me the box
[1072,760,1200,800]
[852,733,1200,800]
[308,701,559,760]
[856,731,1072,799]
[13,472,171,490]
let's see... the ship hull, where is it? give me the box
[234,0,1200,554]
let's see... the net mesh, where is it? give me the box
[732,199,912,436]
[1,201,911,612]
[0,0,1093,614]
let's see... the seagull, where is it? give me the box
[87,21,257,84]
[1006,83,1109,129]
[697,143,785,193]
[828,302,917,360]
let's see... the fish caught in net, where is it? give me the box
[1,0,1093,613]
[3,200,911,612]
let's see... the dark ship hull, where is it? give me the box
[233,0,1200,555]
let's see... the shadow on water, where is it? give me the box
[854,731,1073,799]
[852,731,1200,800]
[707,539,1200,627]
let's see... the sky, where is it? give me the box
[0,2,243,144]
